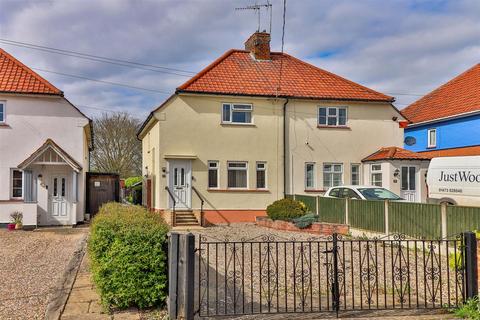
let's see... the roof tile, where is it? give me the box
[178,50,393,102]
[362,147,431,162]
[403,64,480,123]
[0,48,62,95]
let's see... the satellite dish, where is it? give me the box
[404,136,416,146]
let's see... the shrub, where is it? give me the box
[267,198,307,221]
[88,203,169,309]
[454,297,480,319]
[292,213,318,229]
[125,176,142,188]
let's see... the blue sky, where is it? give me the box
[0,0,479,120]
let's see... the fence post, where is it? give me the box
[345,198,349,225]
[168,233,179,320]
[463,232,478,300]
[169,233,195,320]
[384,200,389,236]
[441,203,448,239]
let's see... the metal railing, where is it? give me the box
[165,186,176,213]
[192,185,205,213]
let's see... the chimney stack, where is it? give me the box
[245,32,271,60]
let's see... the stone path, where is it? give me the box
[60,252,141,320]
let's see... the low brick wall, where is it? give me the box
[256,217,349,236]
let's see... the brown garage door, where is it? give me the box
[86,172,120,216]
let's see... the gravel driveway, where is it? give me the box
[0,227,88,320]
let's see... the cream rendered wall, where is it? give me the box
[0,94,89,223]
[150,94,284,210]
[287,100,404,194]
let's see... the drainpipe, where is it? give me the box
[283,98,289,197]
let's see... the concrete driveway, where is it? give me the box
[0,227,87,319]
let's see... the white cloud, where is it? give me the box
[0,0,479,118]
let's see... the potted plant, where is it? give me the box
[10,211,23,230]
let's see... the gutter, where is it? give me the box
[283,98,289,197]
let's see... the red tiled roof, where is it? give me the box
[418,145,480,158]
[362,147,431,162]
[0,48,62,95]
[177,50,393,102]
[403,64,480,124]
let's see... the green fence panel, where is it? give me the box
[388,202,441,238]
[447,205,480,236]
[318,197,345,224]
[294,194,317,214]
[349,199,385,233]
[285,194,294,200]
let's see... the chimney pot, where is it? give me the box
[245,32,271,60]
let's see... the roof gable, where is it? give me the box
[177,50,393,102]
[18,139,82,172]
[403,64,480,124]
[0,48,62,95]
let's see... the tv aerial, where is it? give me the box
[235,1,273,33]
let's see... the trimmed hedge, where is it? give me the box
[266,198,307,221]
[88,203,169,309]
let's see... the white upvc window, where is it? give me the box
[305,162,316,189]
[318,107,347,127]
[428,128,437,148]
[323,163,343,188]
[227,161,248,188]
[370,164,382,187]
[208,161,219,188]
[256,162,267,189]
[351,164,361,185]
[11,169,23,199]
[0,101,5,124]
[222,103,253,124]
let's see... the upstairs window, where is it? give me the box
[256,162,267,189]
[0,101,5,124]
[222,104,252,124]
[428,129,437,148]
[318,107,347,127]
[208,161,219,188]
[227,162,248,188]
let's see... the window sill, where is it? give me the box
[317,125,351,130]
[207,188,270,193]
[304,189,326,193]
[1,199,24,203]
[221,123,256,127]
[0,123,10,128]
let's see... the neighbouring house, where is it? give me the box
[0,48,93,228]
[403,64,480,158]
[137,32,407,226]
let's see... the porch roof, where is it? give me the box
[17,139,82,172]
[362,146,431,162]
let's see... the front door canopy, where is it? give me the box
[17,139,82,172]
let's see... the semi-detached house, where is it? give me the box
[137,32,407,225]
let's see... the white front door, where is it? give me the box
[50,175,68,219]
[168,160,192,209]
[401,166,417,202]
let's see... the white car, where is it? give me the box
[324,185,404,201]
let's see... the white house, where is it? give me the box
[0,48,93,228]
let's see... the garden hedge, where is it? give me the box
[88,203,169,309]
